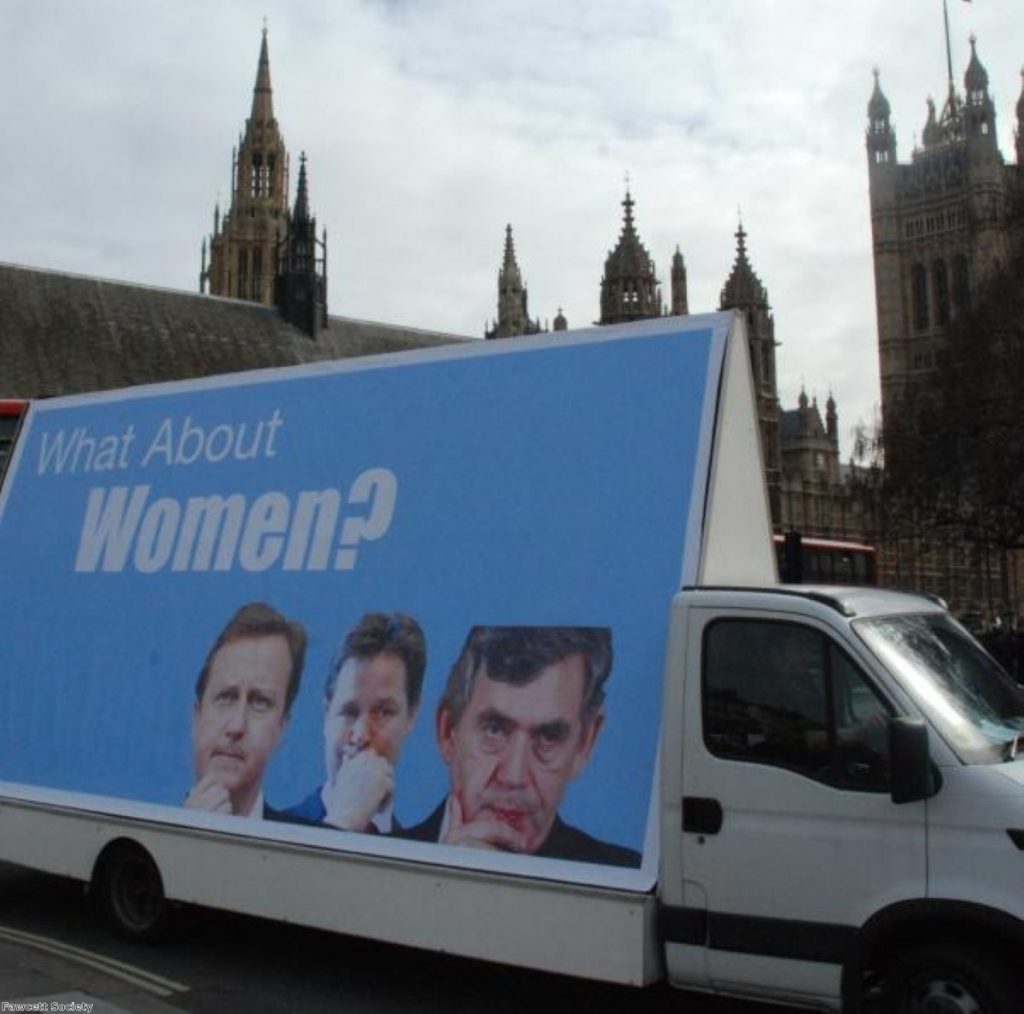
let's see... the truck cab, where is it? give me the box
[660,585,1024,1011]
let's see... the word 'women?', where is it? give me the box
[73,468,398,574]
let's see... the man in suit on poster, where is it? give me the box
[185,602,306,821]
[285,612,425,833]
[404,625,639,867]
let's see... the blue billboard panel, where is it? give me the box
[0,317,727,890]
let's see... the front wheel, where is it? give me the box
[95,843,171,943]
[887,942,1020,1014]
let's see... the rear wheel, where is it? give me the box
[95,842,171,942]
[888,942,1019,1014]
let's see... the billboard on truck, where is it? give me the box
[0,315,738,891]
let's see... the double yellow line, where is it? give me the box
[0,924,187,999]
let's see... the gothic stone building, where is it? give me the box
[191,35,863,565]
[486,193,847,544]
[3,28,902,598]
[866,39,1024,618]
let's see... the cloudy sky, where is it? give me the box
[4,1,1022,453]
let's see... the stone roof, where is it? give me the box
[781,403,827,442]
[0,262,469,399]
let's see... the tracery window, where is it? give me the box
[933,260,950,326]
[912,263,929,331]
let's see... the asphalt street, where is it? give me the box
[0,861,804,1014]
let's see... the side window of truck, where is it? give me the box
[702,619,892,791]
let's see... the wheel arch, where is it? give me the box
[89,836,173,942]
[842,899,1024,1009]
[89,836,159,890]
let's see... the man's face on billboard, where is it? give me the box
[438,653,601,854]
[323,652,417,781]
[192,634,291,814]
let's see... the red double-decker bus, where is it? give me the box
[0,399,28,480]
[774,531,877,586]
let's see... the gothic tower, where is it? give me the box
[866,37,1022,433]
[599,188,662,325]
[718,222,782,523]
[274,154,328,338]
[201,29,290,305]
[486,225,543,339]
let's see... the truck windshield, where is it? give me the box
[854,612,1024,765]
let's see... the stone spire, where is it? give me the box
[598,186,661,325]
[922,96,943,148]
[719,221,768,311]
[201,28,290,305]
[670,246,689,316]
[486,225,542,339]
[250,26,274,125]
[292,151,310,226]
[719,220,781,524]
[274,153,328,338]
[825,392,838,444]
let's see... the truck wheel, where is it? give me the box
[889,942,1019,1014]
[95,843,171,943]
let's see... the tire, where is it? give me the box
[95,843,171,943]
[887,942,1020,1014]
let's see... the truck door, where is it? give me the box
[672,609,927,1003]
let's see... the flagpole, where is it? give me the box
[943,0,955,95]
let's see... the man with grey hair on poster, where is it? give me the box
[403,625,639,867]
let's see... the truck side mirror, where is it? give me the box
[889,717,937,804]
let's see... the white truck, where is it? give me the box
[1,312,1023,1012]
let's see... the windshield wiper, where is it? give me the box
[1003,735,1024,761]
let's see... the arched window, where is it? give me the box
[933,260,950,326]
[912,263,929,330]
[250,155,263,198]
[252,247,263,299]
[237,249,248,298]
[953,255,970,314]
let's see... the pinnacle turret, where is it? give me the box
[922,97,942,147]
[867,68,891,123]
[719,222,768,311]
[670,246,689,316]
[293,152,310,225]
[866,69,897,166]
[274,152,328,338]
[599,186,661,325]
[486,224,541,339]
[964,35,989,95]
[962,36,997,148]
